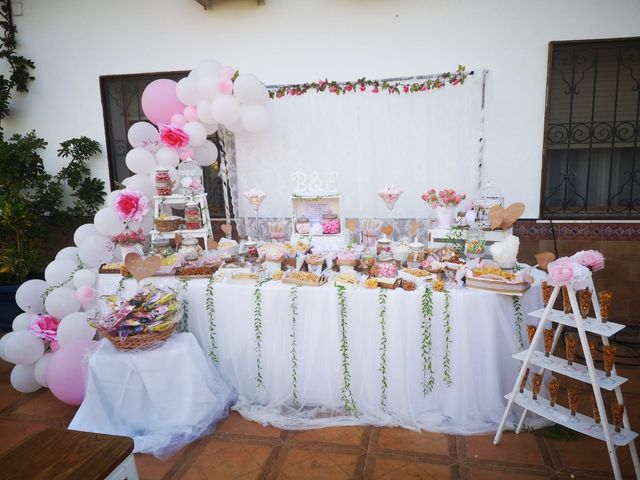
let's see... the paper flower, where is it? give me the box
[29,314,59,342]
[421,188,466,209]
[547,257,591,289]
[571,250,605,272]
[114,190,149,223]
[159,125,190,149]
[489,235,519,269]
[378,184,404,211]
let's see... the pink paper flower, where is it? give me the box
[571,250,605,272]
[114,190,149,222]
[547,257,575,286]
[159,125,190,150]
[29,314,60,342]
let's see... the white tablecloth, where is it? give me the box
[97,274,545,434]
[69,333,236,456]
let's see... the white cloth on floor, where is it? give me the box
[69,332,236,457]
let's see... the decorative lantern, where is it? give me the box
[475,182,504,228]
[177,159,204,195]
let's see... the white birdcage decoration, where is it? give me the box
[475,182,504,227]
[177,159,204,195]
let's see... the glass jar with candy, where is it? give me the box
[184,201,202,230]
[155,168,173,196]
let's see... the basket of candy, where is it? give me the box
[90,285,182,350]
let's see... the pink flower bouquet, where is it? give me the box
[571,250,605,272]
[421,188,466,209]
[547,257,591,289]
[159,125,190,150]
[114,190,149,223]
[111,228,146,246]
[29,314,60,342]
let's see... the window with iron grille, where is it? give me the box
[99,72,231,219]
[541,38,640,219]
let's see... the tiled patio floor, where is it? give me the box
[1,345,640,479]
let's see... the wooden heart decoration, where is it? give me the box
[500,202,525,230]
[124,253,162,283]
[346,219,357,232]
[381,225,393,237]
[221,224,233,237]
[207,236,218,250]
[488,205,506,230]
[535,251,556,270]
[174,233,183,250]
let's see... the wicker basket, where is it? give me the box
[155,217,184,232]
[98,323,177,351]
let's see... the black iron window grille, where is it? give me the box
[99,72,231,219]
[541,38,640,219]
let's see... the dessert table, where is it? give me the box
[97,272,546,434]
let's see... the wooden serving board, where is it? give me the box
[465,275,531,296]
[176,274,213,279]
[282,276,328,287]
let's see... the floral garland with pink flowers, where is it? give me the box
[269,65,469,99]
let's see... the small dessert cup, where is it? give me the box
[547,377,560,413]
[562,286,573,319]
[519,368,530,394]
[591,395,601,427]
[599,290,612,324]
[602,345,617,385]
[527,325,537,346]
[543,328,555,361]
[580,288,592,319]
[567,389,579,422]
[565,333,578,369]
[541,282,553,307]
[532,373,543,402]
[612,401,625,438]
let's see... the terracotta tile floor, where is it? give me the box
[1,345,640,479]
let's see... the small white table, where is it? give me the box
[69,333,236,457]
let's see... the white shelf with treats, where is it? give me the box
[152,193,213,250]
[493,278,640,480]
[290,193,346,249]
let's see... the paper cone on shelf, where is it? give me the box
[534,251,556,270]
[488,205,506,230]
[500,203,525,230]
[124,253,161,282]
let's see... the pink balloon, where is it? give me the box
[141,79,185,126]
[217,78,234,95]
[180,149,194,160]
[50,340,60,352]
[184,106,198,122]
[221,66,236,79]
[75,286,96,304]
[47,339,96,405]
[171,114,187,128]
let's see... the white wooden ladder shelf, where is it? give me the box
[493,279,640,480]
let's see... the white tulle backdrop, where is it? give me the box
[234,74,485,219]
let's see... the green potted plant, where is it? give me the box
[0,3,105,329]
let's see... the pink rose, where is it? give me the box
[547,257,575,286]
[571,250,605,272]
[115,190,149,223]
[29,314,60,342]
[159,125,190,150]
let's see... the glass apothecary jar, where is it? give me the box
[178,235,202,263]
[465,227,486,259]
[155,168,173,196]
[148,238,174,258]
[295,215,310,234]
[184,201,202,230]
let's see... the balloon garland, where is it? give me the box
[0,59,270,403]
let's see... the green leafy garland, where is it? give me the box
[290,285,300,408]
[512,295,524,350]
[420,287,435,395]
[443,291,453,386]
[336,285,356,414]
[178,278,190,333]
[270,65,468,99]
[116,276,126,296]
[206,277,218,364]
[378,288,388,410]
[253,278,270,388]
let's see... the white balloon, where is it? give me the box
[106,189,124,206]
[155,147,180,168]
[197,75,218,101]
[73,223,97,248]
[211,95,241,126]
[233,73,269,104]
[127,122,160,151]
[93,207,126,236]
[197,99,217,124]
[203,122,219,135]
[57,312,95,347]
[78,234,113,268]
[176,77,200,106]
[72,269,96,289]
[55,246,79,262]
[193,140,219,167]
[125,147,156,175]
[11,364,41,393]
[0,332,13,361]
[3,330,45,365]
[129,211,154,234]
[127,174,155,200]
[45,287,81,319]
[34,353,52,388]
[240,104,270,133]
[44,259,78,286]
[196,59,223,77]
[122,177,131,187]
[183,121,207,147]
[15,279,47,314]
[12,312,32,331]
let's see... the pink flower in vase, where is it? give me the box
[159,125,190,150]
[29,314,60,342]
[114,190,149,222]
[571,250,605,272]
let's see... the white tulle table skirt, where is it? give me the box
[97,274,547,434]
